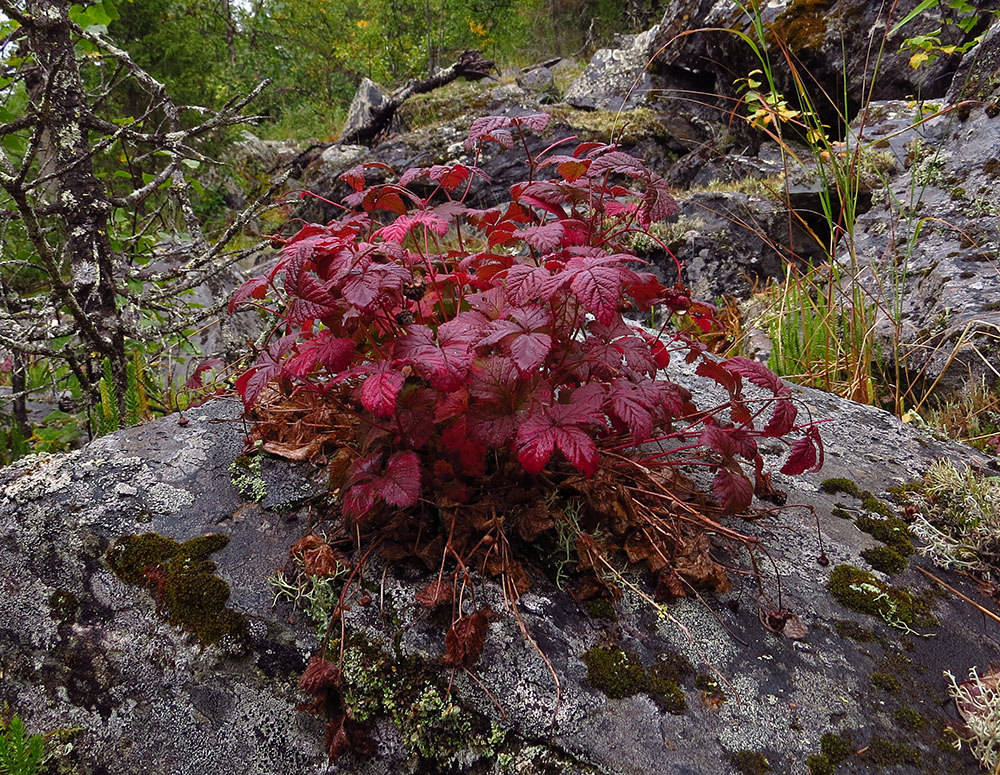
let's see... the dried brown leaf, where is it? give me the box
[443,606,495,667]
[517,503,556,542]
[674,535,731,593]
[415,578,453,608]
[655,570,687,603]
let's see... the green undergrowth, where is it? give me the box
[105,532,247,646]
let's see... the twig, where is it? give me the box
[915,566,1000,626]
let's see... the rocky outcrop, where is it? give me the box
[2,360,997,773]
[834,23,1000,394]
[342,77,392,140]
[649,0,975,150]
[564,25,661,111]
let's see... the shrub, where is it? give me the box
[231,110,825,761]
[232,113,822,521]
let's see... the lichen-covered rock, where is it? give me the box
[564,25,661,111]
[2,363,998,773]
[836,90,1000,394]
[342,77,391,139]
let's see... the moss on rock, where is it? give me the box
[581,646,688,714]
[826,564,937,629]
[728,750,771,774]
[106,532,247,646]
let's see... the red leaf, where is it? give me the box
[724,356,789,397]
[360,363,405,418]
[396,317,482,392]
[285,269,338,325]
[695,358,741,397]
[516,403,601,477]
[516,222,565,253]
[699,424,739,461]
[477,306,553,374]
[563,254,638,326]
[504,263,566,306]
[763,399,798,438]
[286,333,356,378]
[374,190,407,215]
[185,358,224,389]
[235,336,295,407]
[375,450,421,507]
[375,211,449,243]
[588,149,649,179]
[557,159,588,182]
[713,467,754,514]
[641,175,679,225]
[780,426,823,475]
[339,164,365,191]
[465,116,514,150]
[429,163,470,192]
[607,378,658,440]
[229,273,270,313]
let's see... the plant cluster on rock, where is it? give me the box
[230,112,826,758]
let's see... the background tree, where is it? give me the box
[0,0,277,442]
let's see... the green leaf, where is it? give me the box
[890,0,939,37]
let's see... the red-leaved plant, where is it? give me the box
[231,113,822,520]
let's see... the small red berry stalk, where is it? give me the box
[231,113,822,519]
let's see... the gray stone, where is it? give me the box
[835,94,1000,395]
[342,77,390,140]
[564,25,661,111]
[1,361,996,773]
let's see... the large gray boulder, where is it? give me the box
[342,78,392,140]
[836,57,1000,395]
[1,358,997,773]
[564,26,661,111]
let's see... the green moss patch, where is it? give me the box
[833,620,877,642]
[826,564,938,630]
[821,478,862,498]
[860,546,909,574]
[855,515,913,555]
[870,672,901,692]
[820,732,852,764]
[581,646,688,714]
[106,532,247,645]
[867,737,921,766]
[728,750,771,774]
[585,598,616,620]
[806,754,833,775]
[893,707,925,730]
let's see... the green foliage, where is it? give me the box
[0,716,44,775]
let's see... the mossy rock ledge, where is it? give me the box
[1,352,997,774]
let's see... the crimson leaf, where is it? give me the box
[516,401,602,477]
[360,363,405,418]
[713,467,754,515]
[763,399,798,438]
[374,450,421,507]
[724,356,790,397]
[286,333,356,378]
[780,426,824,475]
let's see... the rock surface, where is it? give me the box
[2,363,997,773]
[564,25,661,111]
